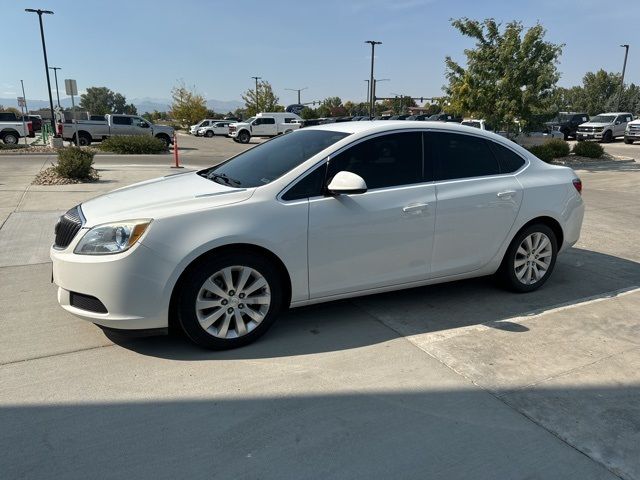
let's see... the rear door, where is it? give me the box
[430,132,524,277]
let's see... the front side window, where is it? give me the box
[112,116,132,125]
[200,130,349,188]
[434,132,499,180]
[262,118,275,125]
[132,117,148,128]
[326,132,424,190]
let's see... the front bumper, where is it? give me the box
[576,131,604,140]
[624,133,640,141]
[51,241,175,330]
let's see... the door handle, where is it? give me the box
[496,190,516,199]
[403,203,429,213]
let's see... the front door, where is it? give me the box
[308,131,436,298]
[252,117,275,136]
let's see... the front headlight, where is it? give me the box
[74,220,152,255]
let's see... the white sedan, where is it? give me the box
[51,121,584,349]
[198,121,232,137]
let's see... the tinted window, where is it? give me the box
[435,132,499,180]
[489,142,525,173]
[282,165,326,201]
[327,132,423,189]
[262,118,275,125]
[112,116,131,125]
[201,130,349,188]
[0,112,18,121]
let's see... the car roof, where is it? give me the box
[303,120,486,136]
[595,112,632,115]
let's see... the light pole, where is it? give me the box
[25,8,57,135]
[364,80,370,105]
[365,40,382,119]
[49,66,61,108]
[618,44,630,110]
[285,87,307,104]
[251,76,262,113]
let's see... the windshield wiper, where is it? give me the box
[208,172,242,187]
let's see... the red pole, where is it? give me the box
[172,131,183,168]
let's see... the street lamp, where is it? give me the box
[49,66,62,108]
[618,44,630,110]
[285,87,308,104]
[251,76,262,113]
[25,8,57,136]
[364,80,370,105]
[365,40,382,119]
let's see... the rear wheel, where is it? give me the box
[1,132,19,145]
[177,252,284,349]
[76,133,91,146]
[498,224,558,293]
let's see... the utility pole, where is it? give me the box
[285,87,308,104]
[25,8,57,136]
[364,80,370,105]
[20,80,29,114]
[49,66,62,108]
[365,40,382,119]
[618,44,630,110]
[251,76,262,113]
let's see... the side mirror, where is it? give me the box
[615,121,621,125]
[327,171,367,195]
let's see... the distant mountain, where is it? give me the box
[0,97,244,114]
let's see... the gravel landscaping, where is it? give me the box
[32,166,100,185]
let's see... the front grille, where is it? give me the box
[629,125,640,133]
[70,292,108,314]
[54,206,83,249]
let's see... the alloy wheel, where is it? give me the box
[195,265,271,339]
[514,232,553,285]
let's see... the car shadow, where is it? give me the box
[109,247,640,360]
[568,159,639,173]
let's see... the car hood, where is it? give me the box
[579,121,612,127]
[80,171,253,226]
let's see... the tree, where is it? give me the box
[0,106,22,117]
[381,96,417,115]
[79,87,137,115]
[316,97,345,117]
[169,81,208,127]
[301,107,318,119]
[445,18,563,132]
[241,81,282,116]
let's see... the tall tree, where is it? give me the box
[79,87,137,115]
[445,18,563,131]
[241,81,282,116]
[169,81,208,127]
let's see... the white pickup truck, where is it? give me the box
[228,112,302,144]
[60,114,174,147]
[0,112,34,144]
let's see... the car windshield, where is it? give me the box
[590,115,615,123]
[243,117,255,124]
[200,129,350,188]
[557,113,573,122]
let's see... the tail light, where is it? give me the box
[572,178,582,194]
[27,121,34,135]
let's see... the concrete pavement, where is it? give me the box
[1,143,639,479]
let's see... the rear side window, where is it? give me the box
[112,116,131,125]
[434,132,499,180]
[489,142,526,173]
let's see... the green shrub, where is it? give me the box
[572,141,604,158]
[527,144,554,163]
[545,138,570,158]
[55,147,95,179]
[98,135,167,154]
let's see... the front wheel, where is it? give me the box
[237,131,250,144]
[602,130,613,143]
[498,224,558,293]
[155,134,171,149]
[624,138,634,144]
[205,130,214,138]
[177,252,284,349]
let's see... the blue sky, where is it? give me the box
[3,0,639,106]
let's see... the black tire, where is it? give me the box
[155,134,171,149]
[205,130,214,138]
[602,130,613,143]
[238,130,250,144]
[1,132,19,145]
[77,132,91,146]
[498,223,558,293]
[624,138,634,144]
[177,252,284,350]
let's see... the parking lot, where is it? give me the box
[1,135,639,479]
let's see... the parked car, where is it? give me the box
[624,119,640,144]
[51,121,584,350]
[0,112,34,144]
[190,119,217,135]
[576,112,633,142]
[198,121,233,138]
[428,113,463,123]
[544,112,589,140]
[389,114,410,120]
[406,114,429,121]
[461,119,493,131]
[228,112,302,143]
[22,115,42,131]
[60,114,174,147]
